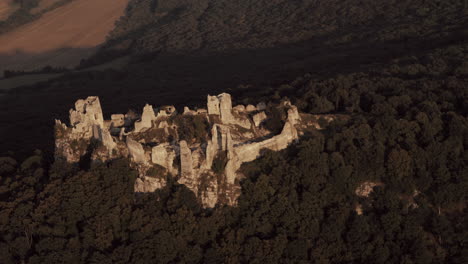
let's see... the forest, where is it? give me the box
[1,39,466,263]
[0,0,467,263]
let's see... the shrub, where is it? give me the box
[147,164,167,179]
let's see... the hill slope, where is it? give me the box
[101,0,466,55]
[0,0,128,75]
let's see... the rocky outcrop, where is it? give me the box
[183,106,196,115]
[287,106,301,125]
[94,125,117,151]
[70,96,104,129]
[126,137,147,164]
[55,96,117,163]
[246,104,256,112]
[134,177,165,193]
[55,93,324,208]
[179,140,194,178]
[219,93,234,123]
[208,93,251,129]
[253,111,267,127]
[134,104,156,132]
[207,95,221,115]
[111,114,125,127]
[152,143,176,174]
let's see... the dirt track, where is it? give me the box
[0,0,128,74]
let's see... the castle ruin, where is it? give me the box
[55,93,336,207]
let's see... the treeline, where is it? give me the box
[78,0,468,71]
[0,39,466,263]
[102,0,467,54]
[3,66,69,79]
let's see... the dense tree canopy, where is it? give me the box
[1,43,467,262]
[0,1,466,262]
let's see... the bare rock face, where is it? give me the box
[179,140,194,178]
[355,181,383,197]
[134,177,166,193]
[179,140,202,195]
[253,111,267,127]
[134,104,156,132]
[70,96,105,136]
[219,93,234,123]
[207,93,251,129]
[233,105,245,113]
[183,106,196,115]
[55,96,117,163]
[55,92,327,208]
[246,104,257,112]
[126,137,147,164]
[287,105,301,125]
[152,143,176,174]
[201,183,218,208]
[111,114,125,127]
[94,125,117,151]
[205,125,219,169]
[207,95,221,115]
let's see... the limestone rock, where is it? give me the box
[207,95,220,115]
[179,140,193,178]
[219,93,234,123]
[93,125,116,151]
[246,104,257,112]
[205,125,219,169]
[111,114,125,127]
[126,137,147,164]
[233,117,252,129]
[156,110,168,119]
[183,106,196,115]
[287,105,301,125]
[134,177,166,193]
[158,120,169,129]
[134,104,156,132]
[201,183,218,208]
[160,105,176,115]
[69,96,105,137]
[253,111,267,127]
[70,96,104,128]
[355,181,383,197]
[179,140,200,194]
[233,105,245,113]
[152,143,176,174]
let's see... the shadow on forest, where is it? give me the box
[135,174,204,214]
[0,23,466,159]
